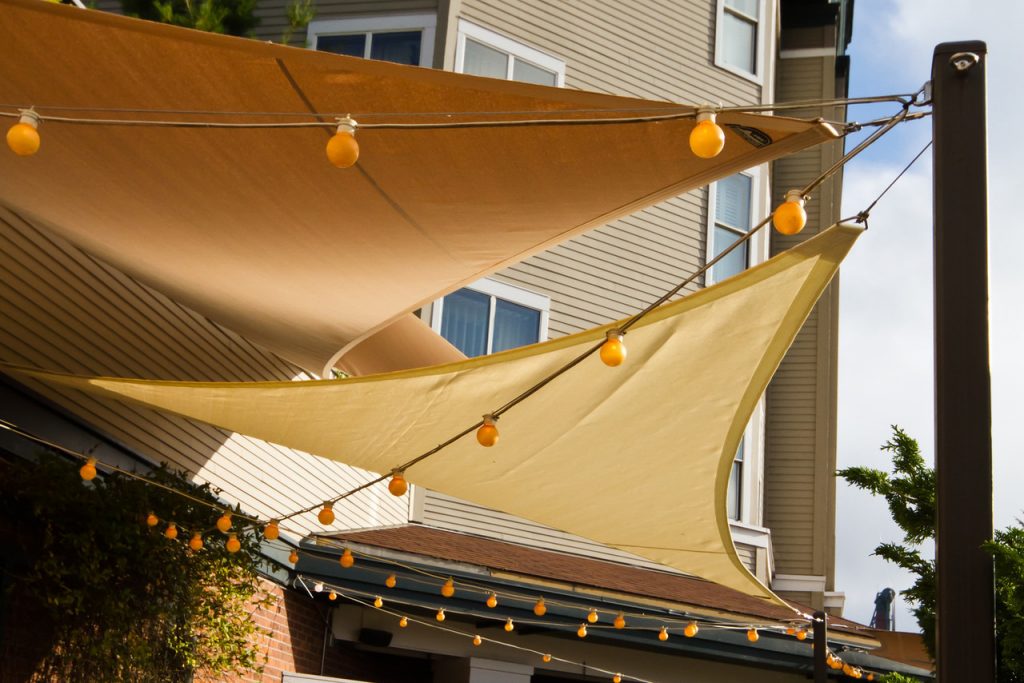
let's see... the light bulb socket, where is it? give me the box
[335,115,357,136]
[18,108,40,129]
[784,189,807,206]
[481,413,497,426]
[695,104,718,123]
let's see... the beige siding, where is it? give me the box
[764,54,844,598]
[0,206,407,536]
[734,543,757,575]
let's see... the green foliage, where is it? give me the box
[838,426,1024,682]
[0,453,272,682]
[120,0,259,36]
[880,674,921,683]
[281,0,315,46]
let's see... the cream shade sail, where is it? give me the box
[0,0,839,375]
[2,226,862,603]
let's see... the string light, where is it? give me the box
[613,675,622,683]
[288,549,299,564]
[226,533,241,553]
[684,621,699,638]
[796,629,808,641]
[587,608,599,624]
[317,502,335,525]
[314,581,324,592]
[786,626,796,636]
[689,105,725,159]
[658,626,669,641]
[164,522,178,540]
[388,470,408,497]
[533,598,546,616]
[399,616,409,628]
[216,512,232,533]
[542,654,552,663]
[746,628,759,643]
[773,190,808,235]
[441,578,455,598]
[476,414,499,447]
[264,520,279,540]
[328,590,338,601]
[473,634,482,646]
[613,613,626,629]
[577,623,587,638]
[385,574,397,588]
[504,617,514,632]
[325,115,359,168]
[436,608,445,622]
[79,457,97,481]
[373,596,383,608]
[189,532,203,551]
[6,108,40,156]
[339,548,355,568]
[486,593,498,608]
[146,512,159,527]
[599,330,627,367]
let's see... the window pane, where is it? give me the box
[712,226,748,281]
[463,38,509,79]
[727,458,742,521]
[316,34,366,57]
[440,289,490,357]
[370,30,422,66]
[725,0,759,19]
[512,59,557,86]
[715,174,752,231]
[492,299,541,352]
[721,11,757,73]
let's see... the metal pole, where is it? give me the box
[813,610,827,683]
[932,41,994,682]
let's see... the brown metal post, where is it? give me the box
[813,610,827,683]
[932,41,994,681]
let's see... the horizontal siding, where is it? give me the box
[0,206,407,536]
[255,0,439,45]
[734,543,757,575]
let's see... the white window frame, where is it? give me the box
[454,19,566,86]
[308,13,436,67]
[714,0,766,84]
[705,166,763,286]
[430,278,550,355]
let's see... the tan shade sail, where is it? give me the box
[0,0,839,374]
[3,226,862,603]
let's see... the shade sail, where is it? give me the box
[2,226,862,603]
[0,0,839,375]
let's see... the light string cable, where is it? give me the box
[0,93,920,131]
[272,101,917,524]
[295,577,659,683]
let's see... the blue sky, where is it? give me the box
[833,0,1024,627]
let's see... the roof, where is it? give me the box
[866,630,933,671]
[331,524,871,635]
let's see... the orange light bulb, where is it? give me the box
[6,109,41,157]
[328,590,337,601]
[288,549,299,564]
[164,522,178,540]
[388,471,408,497]
[399,616,409,628]
[796,629,808,641]
[436,608,445,622]
[658,626,669,641]
[773,190,808,235]
[317,502,335,526]
[486,593,498,608]
[189,532,204,551]
[226,533,241,553]
[146,512,159,527]
[533,598,547,616]
[385,574,397,588]
[373,596,383,608]
[476,414,499,447]
[613,676,622,683]
[746,628,759,643]
[216,512,232,533]
[599,330,627,367]
[504,618,514,632]
[472,635,482,646]
[684,621,699,638]
[441,578,455,597]
[587,609,599,624]
[689,108,725,159]
[325,116,359,168]
[339,548,354,568]
[577,623,587,638]
[79,457,97,481]
[613,613,626,629]
[542,654,552,663]
[264,520,280,540]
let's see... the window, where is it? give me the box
[455,20,565,86]
[431,279,549,357]
[707,171,758,284]
[715,0,763,80]
[308,13,436,67]
[727,440,744,521]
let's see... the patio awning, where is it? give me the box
[0,0,839,375]
[2,225,863,604]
